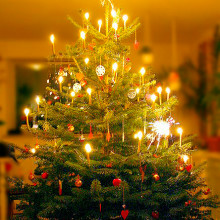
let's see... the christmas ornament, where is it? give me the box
[152,173,160,181]
[47,100,52,105]
[96,65,105,76]
[73,83,81,93]
[76,73,84,82]
[113,178,121,187]
[24,145,29,153]
[124,64,131,72]
[152,211,159,219]
[29,172,35,181]
[59,180,62,195]
[134,40,139,50]
[121,210,129,220]
[68,124,74,132]
[43,122,50,132]
[127,89,136,99]
[153,154,160,158]
[75,175,82,187]
[139,165,147,182]
[204,188,210,195]
[41,172,49,179]
[80,79,87,87]
[185,164,192,172]
[106,162,112,168]
[79,134,85,142]
[88,124,93,139]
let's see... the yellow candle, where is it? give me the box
[112,62,118,82]
[24,108,30,129]
[136,88,140,102]
[85,143,92,166]
[58,76,64,92]
[98,19,102,32]
[122,15,128,29]
[87,88,92,104]
[166,87,170,101]
[151,94,157,109]
[134,131,143,153]
[140,67,146,85]
[112,22,118,37]
[85,58,89,65]
[35,96,40,112]
[71,91,75,104]
[85,12,89,29]
[111,9,117,18]
[177,127,183,147]
[50,34,55,55]
[80,31,86,48]
[157,86,162,105]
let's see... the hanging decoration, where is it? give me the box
[59,180,63,195]
[75,175,83,187]
[127,89,137,99]
[96,65,105,76]
[73,83,82,93]
[89,124,93,139]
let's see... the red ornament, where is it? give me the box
[106,131,111,142]
[185,164,192,172]
[75,176,82,187]
[134,41,139,50]
[106,162,112,168]
[126,58,130,62]
[80,79,87,87]
[185,202,189,207]
[153,154,160,158]
[24,145,29,153]
[152,173,160,181]
[113,178,121,187]
[152,211,159,219]
[47,100,52,105]
[88,43,96,50]
[29,172,35,181]
[99,76,103,81]
[69,172,75,177]
[77,94,84,98]
[68,124,74,132]
[41,172,49,179]
[89,124,93,139]
[59,180,62,195]
[204,188,211,195]
[121,210,129,220]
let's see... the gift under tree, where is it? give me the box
[10,0,219,219]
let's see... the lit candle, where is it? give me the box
[166,87,170,101]
[58,76,64,92]
[85,58,89,65]
[134,131,143,153]
[151,94,157,109]
[112,62,118,82]
[122,15,128,29]
[71,91,75,104]
[35,96,40,112]
[24,108,30,129]
[136,88,140,102]
[157,86,162,105]
[30,148,36,154]
[140,67,146,85]
[112,22,118,37]
[50,34,55,55]
[80,31,86,48]
[85,143,92,166]
[181,155,189,164]
[111,9,117,18]
[85,12,89,29]
[98,19,102,32]
[87,88,92,104]
[177,127,183,147]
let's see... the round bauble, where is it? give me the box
[29,172,35,181]
[68,124,74,132]
[96,65,105,76]
[75,179,82,187]
[152,173,160,181]
[73,83,81,93]
[43,122,50,132]
[127,89,137,99]
[152,211,159,219]
[113,178,121,187]
[41,172,49,179]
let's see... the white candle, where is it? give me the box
[50,34,55,55]
[98,19,102,32]
[177,127,183,147]
[35,96,40,112]
[87,88,92,104]
[123,15,128,29]
[24,108,30,129]
[85,143,92,166]
[166,87,170,101]
[157,87,162,105]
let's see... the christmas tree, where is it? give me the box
[10,1,219,219]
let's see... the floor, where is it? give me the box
[2,133,220,219]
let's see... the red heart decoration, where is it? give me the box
[121,210,129,219]
[185,164,192,172]
[113,178,121,186]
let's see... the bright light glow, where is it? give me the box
[35,96,40,104]
[181,155,189,163]
[85,12,89,20]
[140,67,146,75]
[166,87,171,94]
[30,148,36,154]
[50,34,55,44]
[177,127,183,135]
[87,88,92,95]
[85,143,92,153]
[24,108,30,116]
[157,86,162,94]
[134,131,143,140]
[151,94,157,102]
[123,15,128,22]
[85,58,89,64]
[98,19,102,26]
[152,120,170,136]
[58,76,64,83]
[112,22,118,31]
[80,31,86,40]
[136,88,140,94]
[112,62,118,71]
[111,9,117,17]
[71,91,75,97]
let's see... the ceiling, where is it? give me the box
[0,0,219,44]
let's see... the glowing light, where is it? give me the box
[157,86,162,94]
[136,88,140,94]
[111,9,117,17]
[98,19,102,26]
[80,31,86,40]
[123,15,128,22]
[85,12,89,20]
[58,76,64,83]
[151,94,157,102]
[24,108,30,116]
[181,155,189,163]
[85,58,89,64]
[50,34,55,44]
[177,127,183,135]
[30,148,36,154]
[166,87,170,94]
[87,88,92,95]
[112,62,118,71]
[71,91,75,97]
[85,143,92,153]
[112,22,118,31]
[134,131,143,140]
[151,120,170,137]
[35,96,40,105]
[140,67,146,75]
